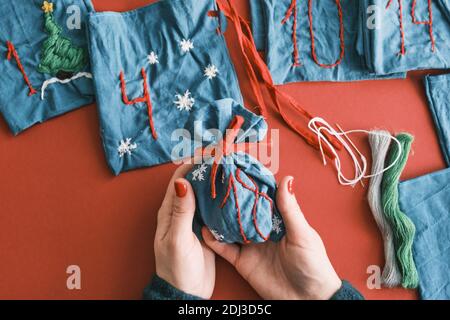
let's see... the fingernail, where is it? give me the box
[288,178,295,195]
[174,181,187,198]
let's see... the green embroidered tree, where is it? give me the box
[37,1,87,79]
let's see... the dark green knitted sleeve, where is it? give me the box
[143,275,204,300]
[330,281,365,300]
[143,276,363,300]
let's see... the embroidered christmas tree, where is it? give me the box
[37,1,87,79]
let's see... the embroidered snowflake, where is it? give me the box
[210,229,225,242]
[204,64,219,80]
[174,90,195,111]
[180,39,194,53]
[118,138,137,157]
[272,215,283,235]
[147,51,159,65]
[192,163,208,181]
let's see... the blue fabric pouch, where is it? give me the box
[399,168,450,299]
[86,0,243,175]
[0,0,94,135]
[185,98,285,244]
[361,0,450,74]
[249,0,405,83]
[425,73,450,166]
[397,72,450,299]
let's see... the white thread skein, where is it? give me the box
[368,130,402,288]
[307,117,402,187]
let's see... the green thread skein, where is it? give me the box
[37,2,87,77]
[381,133,419,289]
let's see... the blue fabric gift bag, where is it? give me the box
[249,0,405,83]
[185,98,285,244]
[425,73,450,166]
[86,0,243,175]
[0,0,94,135]
[361,0,450,74]
[397,72,450,299]
[399,168,450,299]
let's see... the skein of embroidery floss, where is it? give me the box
[367,131,402,288]
[381,133,419,289]
[307,118,403,187]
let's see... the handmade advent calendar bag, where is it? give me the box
[361,0,450,74]
[185,98,285,244]
[249,0,405,83]
[0,0,94,134]
[86,0,245,175]
[397,73,450,299]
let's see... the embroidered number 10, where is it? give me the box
[282,0,345,69]
[386,0,436,55]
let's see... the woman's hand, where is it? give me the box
[154,164,215,299]
[203,177,342,300]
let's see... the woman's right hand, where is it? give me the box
[202,176,342,300]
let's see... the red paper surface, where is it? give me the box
[0,0,445,299]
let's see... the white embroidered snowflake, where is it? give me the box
[180,39,194,53]
[192,163,208,181]
[118,138,137,157]
[204,64,219,80]
[210,229,225,242]
[272,215,283,235]
[174,90,195,111]
[147,51,159,65]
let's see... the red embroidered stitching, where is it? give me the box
[6,41,37,97]
[120,68,157,140]
[386,0,406,55]
[282,0,301,67]
[411,0,435,52]
[308,0,345,68]
[235,168,274,241]
[221,174,250,244]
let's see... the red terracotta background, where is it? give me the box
[0,0,445,300]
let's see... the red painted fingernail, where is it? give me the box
[288,178,295,195]
[174,181,187,198]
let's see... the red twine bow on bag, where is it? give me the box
[201,115,274,243]
[201,115,258,199]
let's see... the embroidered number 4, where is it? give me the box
[119,68,158,140]
[386,0,436,55]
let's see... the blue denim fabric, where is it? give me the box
[361,0,450,74]
[397,72,450,299]
[399,168,450,300]
[86,0,243,175]
[425,73,450,166]
[249,0,405,83]
[0,0,94,135]
[186,99,285,244]
[250,0,266,51]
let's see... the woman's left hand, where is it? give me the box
[154,164,215,299]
